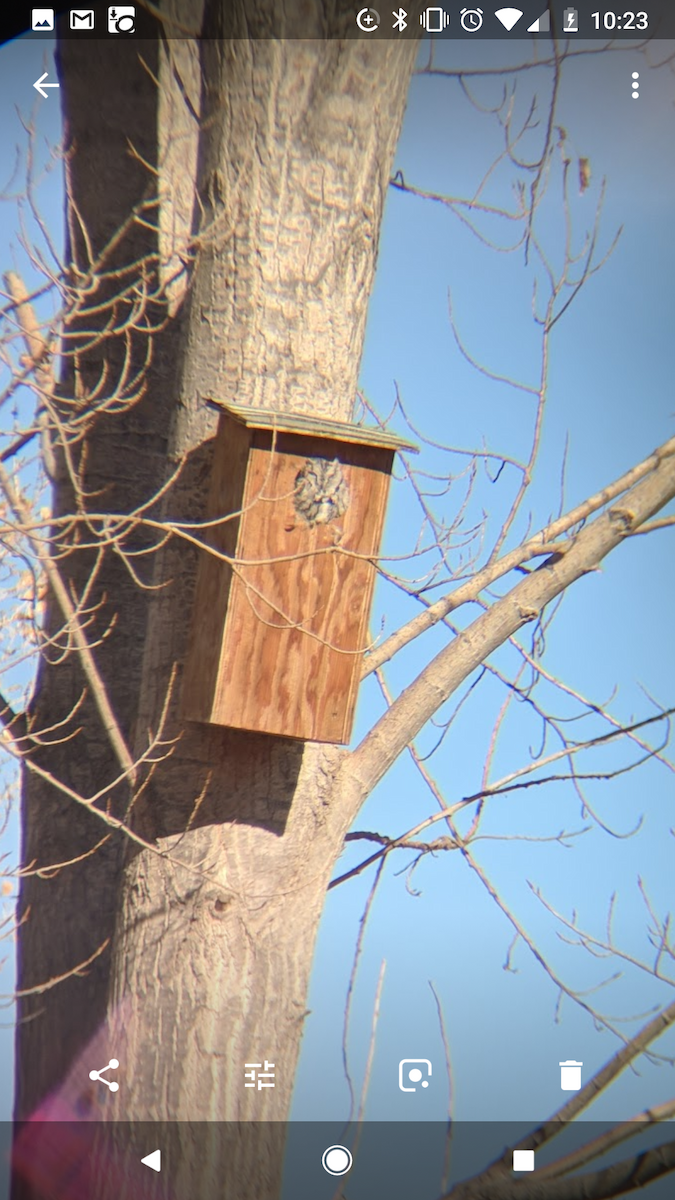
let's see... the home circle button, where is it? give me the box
[322,1145,353,1176]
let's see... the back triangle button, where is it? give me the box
[141,1149,161,1172]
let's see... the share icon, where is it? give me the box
[89,1058,119,1092]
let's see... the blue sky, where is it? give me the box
[1,29,674,1159]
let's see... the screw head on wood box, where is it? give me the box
[182,402,417,744]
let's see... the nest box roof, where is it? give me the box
[206,399,419,455]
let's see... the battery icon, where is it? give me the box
[562,7,578,31]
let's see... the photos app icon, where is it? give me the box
[108,6,135,32]
[31,9,55,29]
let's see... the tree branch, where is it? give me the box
[346,441,675,801]
[0,692,25,734]
[362,436,675,679]
[0,459,136,783]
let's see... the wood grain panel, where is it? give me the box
[181,416,251,723]
[216,431,391,742]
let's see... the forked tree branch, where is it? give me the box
[0,694,26,740]
[0,273,136,782]
[363,436,675,679]
[0,456,135,782]
[346,441,675,803]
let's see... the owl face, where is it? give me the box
[294,457,350,526]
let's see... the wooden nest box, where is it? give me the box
[182,401,416,744]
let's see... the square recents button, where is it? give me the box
[513,1150,535,1172]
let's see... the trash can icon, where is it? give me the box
[559,1060,582,1090]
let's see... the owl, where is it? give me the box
[293,457,350,527]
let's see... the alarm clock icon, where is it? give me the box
[460,6,483,30]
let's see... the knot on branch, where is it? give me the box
[517,604,539,624]
[608,505,637,533]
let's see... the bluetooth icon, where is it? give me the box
[392,7,407,29]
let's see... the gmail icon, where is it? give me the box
[70,8,95,27]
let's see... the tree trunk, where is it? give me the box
[110,9,417,1129]
[14,8,418,1199]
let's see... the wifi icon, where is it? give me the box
[495,7,523,28]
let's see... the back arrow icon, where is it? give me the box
[34,72,60,99]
